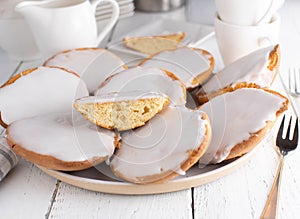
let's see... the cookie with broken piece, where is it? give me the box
[123,32,186,55]
[74,91,170,131]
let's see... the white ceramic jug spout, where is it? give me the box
[15,1,48,27]
[15,1,44,10]
[15,0,120,57]
[15,1,47,16]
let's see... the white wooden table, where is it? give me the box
[1,1,300,218]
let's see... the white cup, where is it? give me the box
[215,0,284,26]
[215,13,280,66]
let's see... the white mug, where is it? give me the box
[15,0,120,57]
[215,0,284,26]
[215,13,281,66]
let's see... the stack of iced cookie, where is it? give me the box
[0,45,288,184]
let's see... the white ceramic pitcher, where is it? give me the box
[15,0,119,57]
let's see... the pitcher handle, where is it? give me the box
[91,0,120,46]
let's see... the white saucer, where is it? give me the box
[96,1,134,22]
[96,11,134,22]
[96,0,133,12]
[96,3,134,17]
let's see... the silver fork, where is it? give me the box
[261,115,299,219]
[289,68,300,95]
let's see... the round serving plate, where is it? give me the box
[38,144,261,195]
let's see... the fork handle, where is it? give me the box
[260,155,285,219]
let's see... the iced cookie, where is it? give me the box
[0,66,88,128]
[196,45,280,104]
[74,91,170,131]
[110,105,211,184]
[95,67,186,105]
[123,32,186,55]
[6,112,118,171]
[139,47,214,90]
[44,48,127,92]
[198,84,288,164]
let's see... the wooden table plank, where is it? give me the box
[193,129,279,218]
[0,159,58,218]
[0,48,21,85]
[48,184,192,219]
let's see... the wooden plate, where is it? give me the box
[38,144,260,195]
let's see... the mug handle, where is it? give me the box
[91,0,120,46]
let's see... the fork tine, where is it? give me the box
[292,68,296,92]
[295,68,298,93]
[276,115,285,145]
[289,68,292,93]
[297,69,300,94]
[289,68,296,94]
[286,116,293,140]
[288,68,300,95]
[292,118,299,143]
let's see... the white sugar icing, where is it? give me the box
[76,91,168,105]
[95,67,186,105]
[175,168,186,176]
[198,45,276,96]
[140,47,211,89]
[7,112,116,162]
[198,88,286,164]
[44,48,126,92]
[0,66,88,125]
[110,105,208,182]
